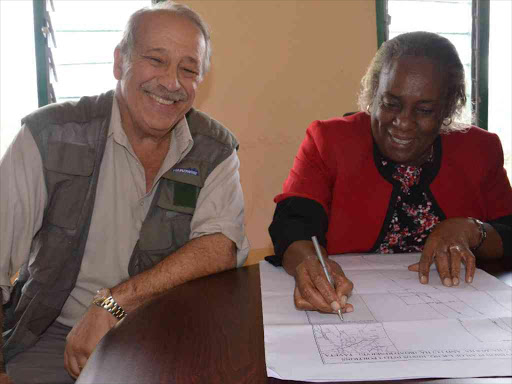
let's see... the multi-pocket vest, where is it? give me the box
[2,90,238,362]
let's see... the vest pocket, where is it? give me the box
[130,212,193,275]
[159,160,206,214]
[133,178,199,270]
[158,181,201,214]
[44,142,94,229]
[138,209,193,251]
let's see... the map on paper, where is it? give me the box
[261,253,512,382]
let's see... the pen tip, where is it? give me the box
[338,310,344,322]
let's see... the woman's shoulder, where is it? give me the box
[307,111,371,140]
[441,126,503,167]
[442,126,501,152]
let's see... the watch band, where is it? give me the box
[93,288,127,320]
[469,217,487,251]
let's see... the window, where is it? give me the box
[0,0,150,157]
[49,0,151,103]
[377,0,511,174]
[0,1,38,157]
[488,0,511,175]
[388,0,473,124]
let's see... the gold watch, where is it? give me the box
[92,288,127,320]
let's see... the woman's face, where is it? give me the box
[370,56,445,165]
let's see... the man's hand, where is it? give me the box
[0,372,14,384]
[64,305,119,379]
[408,218,480,287]
[294,257,354,313]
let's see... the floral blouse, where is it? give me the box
[373,139,445,254]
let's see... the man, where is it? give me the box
[0,2,249,383]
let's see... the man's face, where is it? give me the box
[370,56,444,165]
[114,11,206,139]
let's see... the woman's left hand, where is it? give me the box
[408,217,480,286]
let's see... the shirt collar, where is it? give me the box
[169,114,194,162]
[109,93,194,162]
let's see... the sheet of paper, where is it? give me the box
[261,253,512,382]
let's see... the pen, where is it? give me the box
[311,236,344,322]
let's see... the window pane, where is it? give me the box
[51,0,150,102]
[0,1,38,157]
[488,0,512,176]
[387,0,473,124]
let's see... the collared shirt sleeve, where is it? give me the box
[189,150,249,267]
[0,125,47,303]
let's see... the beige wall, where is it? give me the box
[181,0,377,257]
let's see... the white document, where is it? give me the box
[261,253,512,382]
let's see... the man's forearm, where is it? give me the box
[111,233,236,312]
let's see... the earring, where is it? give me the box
[442,117,452,126]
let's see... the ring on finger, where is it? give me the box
[449,245,462,252]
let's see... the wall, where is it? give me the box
[181,0,378,259]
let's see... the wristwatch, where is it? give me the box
[92,288,127,320]
[469,217,487,251]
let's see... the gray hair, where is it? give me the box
[358,31,468,132]
[118,1,211,79]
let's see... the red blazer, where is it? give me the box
[275,112,512,255]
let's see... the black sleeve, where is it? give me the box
[488,215,512,269]
[267,197,328,267]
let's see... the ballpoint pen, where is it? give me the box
[311,236,344,322]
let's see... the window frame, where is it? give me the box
[375,0,490,130]
[33,0,50,107]
[33,0,160,108]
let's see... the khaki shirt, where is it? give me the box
[0,97,249,326]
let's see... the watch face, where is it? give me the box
[93,288,111,302]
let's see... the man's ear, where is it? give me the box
[113,47,123,80]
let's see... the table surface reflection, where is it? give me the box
[77,258,512,384]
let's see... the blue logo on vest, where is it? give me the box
[172,167,199,176]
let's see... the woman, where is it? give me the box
[268,31,512,315]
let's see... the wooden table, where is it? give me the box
[77,260,512,384]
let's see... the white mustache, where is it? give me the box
[141,82,187,102]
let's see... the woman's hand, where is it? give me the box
[294,256,354,313]
[293,257,354,313]
[282,240,354,313]
[283,240,354,313]
[408,217,482,286]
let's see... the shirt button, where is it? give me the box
[140,201,144,206]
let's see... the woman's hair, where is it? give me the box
[358,31,468,132]
[117,1,211,79]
